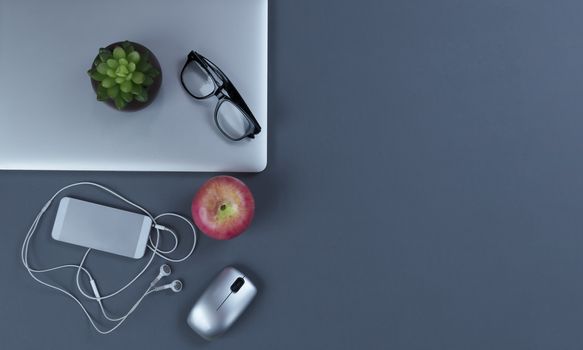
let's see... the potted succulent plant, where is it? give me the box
[88,41,162,111]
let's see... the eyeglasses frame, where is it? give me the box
[180,51,262,141]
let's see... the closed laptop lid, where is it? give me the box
[0,0,267,172]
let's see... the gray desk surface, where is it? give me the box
[2,0,583,349]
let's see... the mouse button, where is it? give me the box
[217,295,246,325]
[206,287,231,309]
[215,268,240,288]
[209,271,237,297]
[228,282,257,306]
[217,288,256,325]
[240,276,257,295]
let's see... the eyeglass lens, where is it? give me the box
[216,100,253,140]
[182,60,215,97]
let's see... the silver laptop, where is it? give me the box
[0,0,267,172]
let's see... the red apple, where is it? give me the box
[191,176,255,240]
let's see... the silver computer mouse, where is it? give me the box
[187,266,257,340]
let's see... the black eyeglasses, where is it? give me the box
[180,51,262,141]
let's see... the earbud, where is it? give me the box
[159,264,172,277]
[150,264,172,287]
[151,280,183,293]
[170,280,183,292]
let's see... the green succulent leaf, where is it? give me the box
[115,76,125,84]
[114,96,126,109]
[120,80,133,93]
[141,51,150,62]
[135,88,148,102]
[113,46,126,59]
[98,49,112,62]
[90,71,106,82]
[128,62,136,72]
[127,51,140,63]
[116,65,129,77]
[148,67,160,77]
[137,61,151,72]
[131,84,143,95]
[131,71,145,84]
[96,63,108,74]
[106,68,116,78]
[118,58,128,66]
[143,75,154,86]
[96,85,108,101]
[106,59,118,69]
[121,91,133,103]
[107,85,120,98]
[121,41,133,52]
[101,77,115,88]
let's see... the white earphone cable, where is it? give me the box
[20,182,197,334]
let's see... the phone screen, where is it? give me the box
[51,197,152,259]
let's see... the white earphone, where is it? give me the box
[151,279,183,293]
[21,182,197,335]
[150,264,173,287]
[148,264,183,293]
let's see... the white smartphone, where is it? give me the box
[51,197,152,259]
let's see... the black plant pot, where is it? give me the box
[90,41,162,112]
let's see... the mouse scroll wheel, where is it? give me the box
[230,277,245,293]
